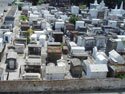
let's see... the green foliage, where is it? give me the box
[79,4,86,9]
[27,36,30,44]
[70,0,123,8]
[61,43,64,49]
[25,31,29,44]
[70,0,77,5]
[25,28,34,44]
[16,2,23,10]
[27,28,34,35]
[37,0,44,4]
[115,74,125,79]
[20,15,28,21]
[12,0,17,4]
[69,15,79,25]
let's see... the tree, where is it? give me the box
[69,15,79,25]
[70,0,124,9]
[26,28,34,44]
[79,4,86,9]
[23,0,44,5]
[19,15,28,21]
[37,0,45,4]
[27,28,34,36]
[23,0,38,5]
[70,0,83,5]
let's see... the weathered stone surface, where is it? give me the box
[0,78,125,92]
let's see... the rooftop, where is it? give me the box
[46,66,67,74]
[89,64,108,72]
[70,58,81,66]
[6,5,17,17]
